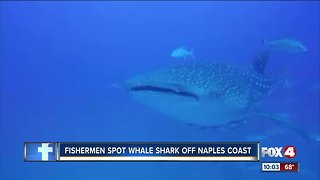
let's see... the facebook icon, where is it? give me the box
[24,142,57,161]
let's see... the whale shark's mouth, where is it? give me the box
[130,85,199,100]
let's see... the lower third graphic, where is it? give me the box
[24,142,57,161]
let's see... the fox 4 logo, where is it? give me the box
[261,146,296,158]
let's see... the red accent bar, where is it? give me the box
[280,162,299,172]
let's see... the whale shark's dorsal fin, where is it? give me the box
[252,38,308,75]
[250,51,270,75]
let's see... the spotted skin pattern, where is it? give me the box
[126,61,277,111]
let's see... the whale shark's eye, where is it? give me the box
[130,85,199,100]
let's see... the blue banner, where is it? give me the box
[57,142,259,161]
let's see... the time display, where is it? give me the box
[262,163,281,171]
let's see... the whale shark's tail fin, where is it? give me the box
[253,112,311,143]
[252,38,308,75]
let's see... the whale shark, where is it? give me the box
[124,50,309,140]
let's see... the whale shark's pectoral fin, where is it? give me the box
[226,119,248,128]
[197,118,249,131]
[252,112,311,143]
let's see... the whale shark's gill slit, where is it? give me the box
[130,86,199,100]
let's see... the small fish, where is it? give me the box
[262,38,308,53]
[171,47,195,59]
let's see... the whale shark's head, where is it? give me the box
[125,63,220,102]
[126,77,199,103]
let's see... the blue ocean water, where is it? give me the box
[0,1,319,179]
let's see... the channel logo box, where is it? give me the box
[24,142,57,161]
[261,146,296,158]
